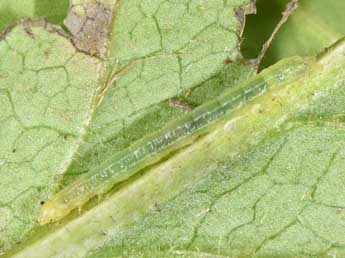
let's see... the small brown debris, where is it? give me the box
[169,99,193,111]
[224,57,232,65]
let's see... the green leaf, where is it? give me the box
[63,0,256,186]
[261,0,345,67]
[6,1,345,257]
[9,36,345,257]
[84,39,345,258]
[0,0,257,255]
[0,19,101,252]
[0,0,69,31]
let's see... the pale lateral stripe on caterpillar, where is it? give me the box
[38,58,308,225]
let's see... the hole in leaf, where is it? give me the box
[241,0,290,60]
[35,0,69,25]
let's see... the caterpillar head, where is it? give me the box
[38,200,66,225]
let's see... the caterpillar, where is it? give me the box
[38,57,308,225]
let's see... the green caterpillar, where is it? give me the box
[38,57,308,225]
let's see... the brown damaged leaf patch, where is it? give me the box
[64,1,113,57]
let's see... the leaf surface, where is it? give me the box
[64,0,256,187]
[9,36,345,258]
[6,1,345,257]
[0,0,69,31]
[0,19,101,253]
[0,0,258,255]
[84,38,345,258]
[261,0,345,67]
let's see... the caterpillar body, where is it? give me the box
[39,58,308,225]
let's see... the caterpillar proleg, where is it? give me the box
[39,58,308,225]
